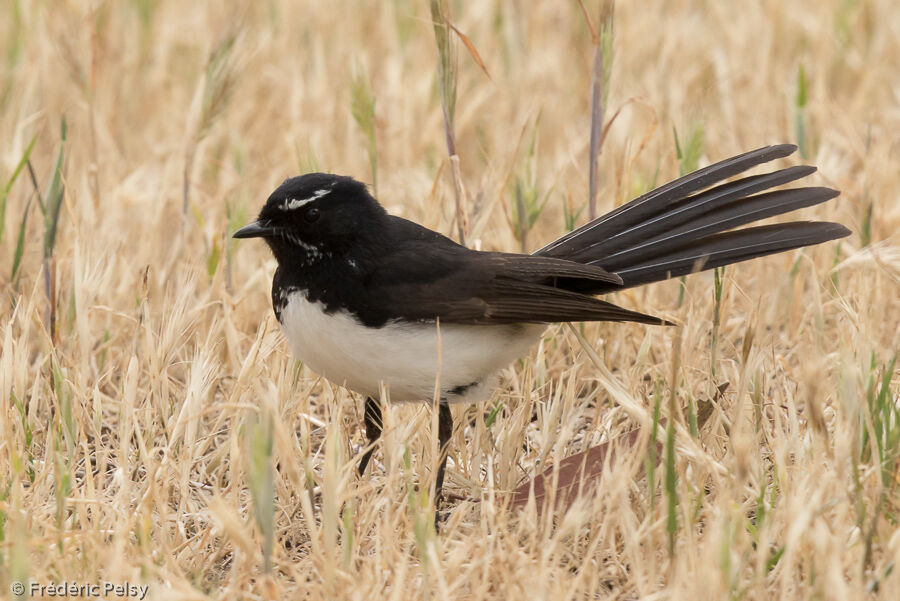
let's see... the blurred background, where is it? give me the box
[0,1,898,599]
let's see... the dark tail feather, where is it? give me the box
[609,222,850,289]
[559,165,821,263]
[537,143,800,257]
[597,187,840,272]
[536,144,850,297]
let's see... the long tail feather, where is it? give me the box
[537,143,800,257]
[609,221,850,289]
[561,166,820,262]
[536,144,850,300]
[598,187,840,271]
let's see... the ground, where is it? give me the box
[1,1,899,599]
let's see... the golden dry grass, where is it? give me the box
[2,1,899,599]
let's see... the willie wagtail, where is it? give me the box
[234,144,849,510]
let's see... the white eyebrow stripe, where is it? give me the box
[281,188,333,211]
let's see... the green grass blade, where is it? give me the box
[796,64,808,159]
[43,116,67,259]
[0,133,38,244]
[246,413,275,573]
[351,71,378,195]
[646,379,663,512]
[674,123,705,176]
[10,194,32,285]
[430,0,457,132]
[665,416,677,553]
[485,401,503,428]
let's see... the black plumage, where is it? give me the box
[244,144,847,329]
[235,143,849,521]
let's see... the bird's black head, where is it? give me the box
[234,173,386,263]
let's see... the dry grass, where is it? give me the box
[1,1,899,599]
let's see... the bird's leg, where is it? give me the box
[357,396,382,476]
[434,401,453,522]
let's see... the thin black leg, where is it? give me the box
[435,401,453,511]
[357,396,382,476]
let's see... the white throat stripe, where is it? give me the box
[282,188,332,211]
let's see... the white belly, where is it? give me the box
[278,292,544,402]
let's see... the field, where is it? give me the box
[1,1,899,599]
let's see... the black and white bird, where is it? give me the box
[234,144,848,507]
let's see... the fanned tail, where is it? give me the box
[537,144,850,296]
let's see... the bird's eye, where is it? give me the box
[304,207,320,223]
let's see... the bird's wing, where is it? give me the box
[362,238,664,326]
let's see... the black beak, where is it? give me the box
[233,220,274,239]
